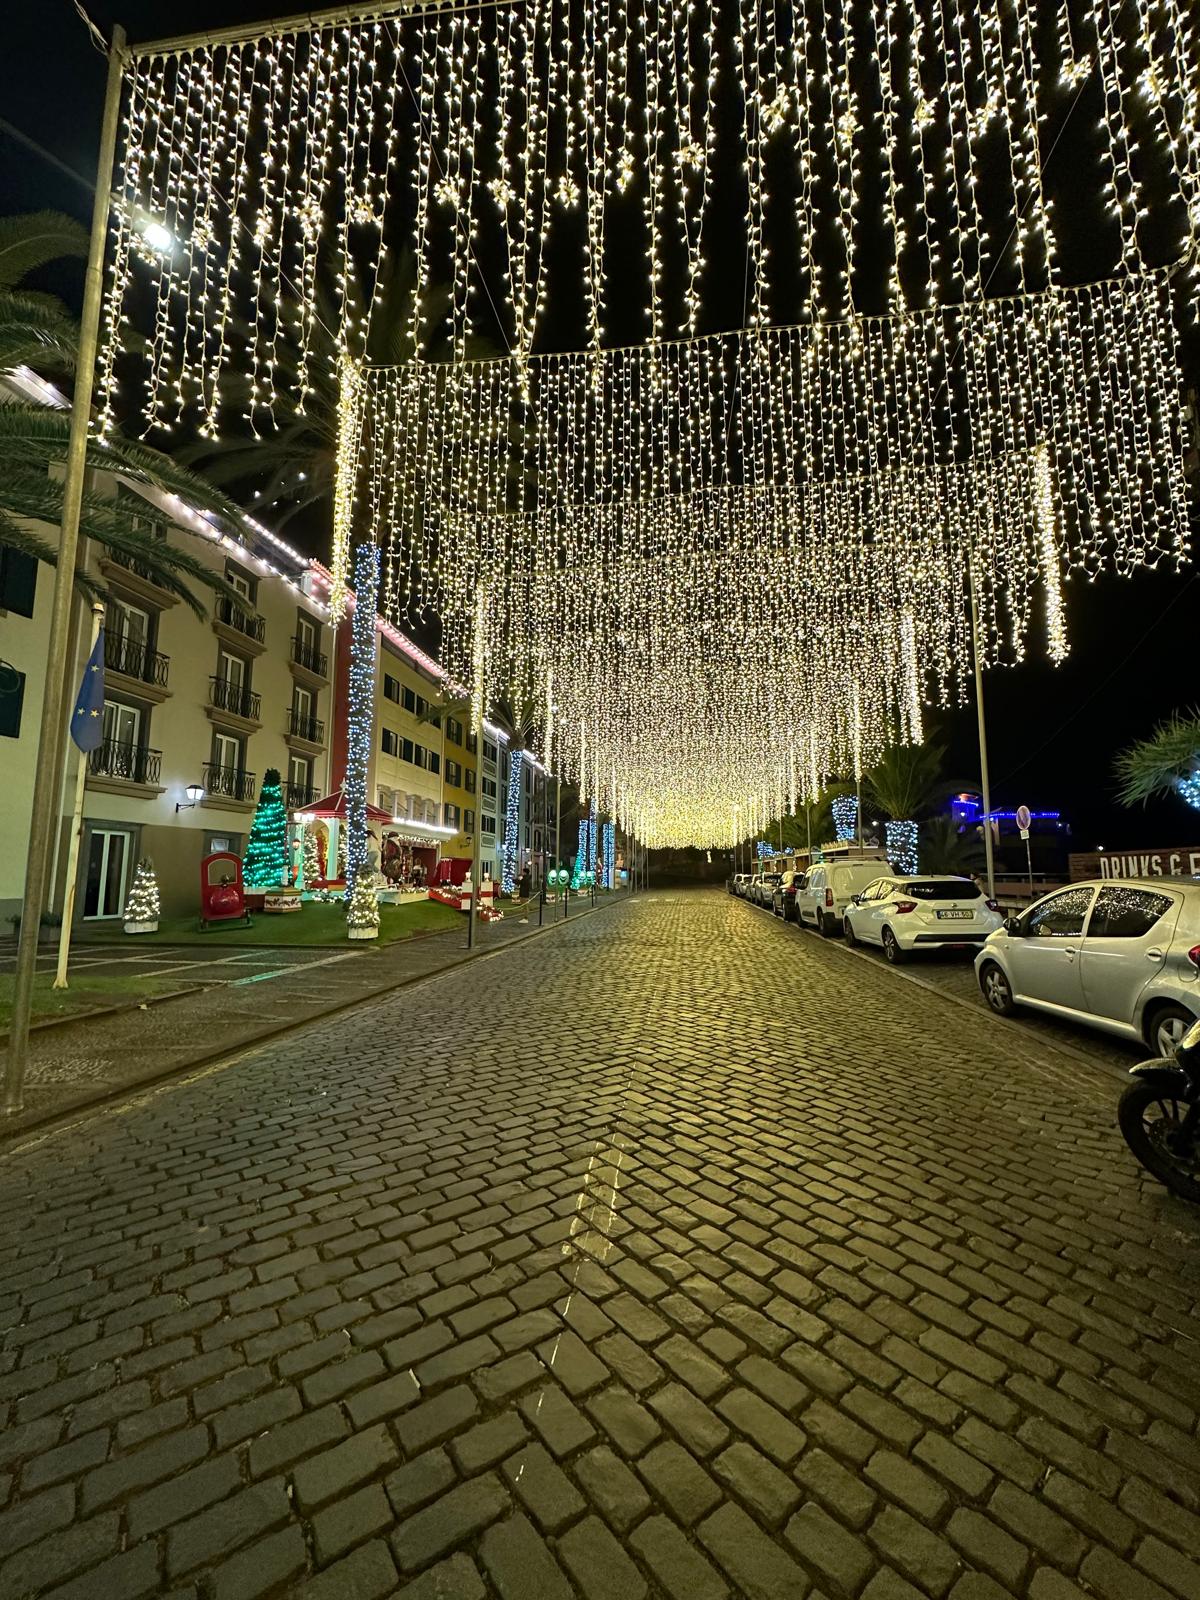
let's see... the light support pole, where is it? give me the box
[53,602,106,989]
[555,775,562,920]
[5,25,126,1116]
[969,564,997,902]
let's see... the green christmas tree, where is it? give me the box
[243,768,289,888]
[123,857,160,931]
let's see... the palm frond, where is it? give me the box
[0,212,88,291]
[1115,709,1200,807]
[0,288,79,370]
[865,741,946,821]
[0,508,109,605]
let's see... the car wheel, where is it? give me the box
[882,927,907,964]
[979,960,1015,1016]
[1148,1003,1196,1059]
[843,918,857,946]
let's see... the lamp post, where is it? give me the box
[5,26,127,1114]
[968,564,997,902]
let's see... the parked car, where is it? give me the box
[844,875,1002,962]
[730,874,750,896]
[752,871,784,907]
[975,879,1200,1056]
[798,856,890,935]
[772,870,808,921]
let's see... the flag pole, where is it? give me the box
[53,603,105,989]
[5,25,126,1115]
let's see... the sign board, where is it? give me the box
[1019,828,1030,841]
[1015,805,1032,831]
[1069,846,1200,883]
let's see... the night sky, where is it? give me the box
[3,0,1197,856]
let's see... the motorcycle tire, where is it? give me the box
[1118,1080,1200,1203]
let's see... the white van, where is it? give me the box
[799,856,890,936]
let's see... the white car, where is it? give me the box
[798,856,891,936]
[975,879,1200,1056]
[843,875,1003,962]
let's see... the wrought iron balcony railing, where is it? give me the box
[215,596,266,642]
[287,707,325,744]
[203,761,257,802]
[286,780,319,809]
[209,675,261,721]
[89,738,162,786]
[105,633,170,687]
[290,635,328,677]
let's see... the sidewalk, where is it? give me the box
[0,892,626,1146]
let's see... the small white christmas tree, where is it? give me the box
[123,858,160,934]
[346,873,379,939]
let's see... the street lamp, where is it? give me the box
[176,783,204,813]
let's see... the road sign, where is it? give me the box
[1015,804,1032,830]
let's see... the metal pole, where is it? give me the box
[555,776,563,919]
[5,27,126,1115]
[538,765,545,926]
[53,603,105,989]
[969,564,997,902]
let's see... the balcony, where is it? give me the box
[290,634,329,683]
[87,737,164,796]
[286,780,320,809]
[285,706,325,752]
[206,675,262,736]
[104,633,171,702]
[202,761,257,807]
[97,549,181,610]
[212,596,267,656]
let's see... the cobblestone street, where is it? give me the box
[1,887,1199,1600]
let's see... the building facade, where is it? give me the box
[1,445,332,925]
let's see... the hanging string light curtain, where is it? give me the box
[97,0,1198,437]
[96,0,1198,847]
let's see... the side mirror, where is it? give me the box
[851,894,862,905]
[1004,915,1023,937]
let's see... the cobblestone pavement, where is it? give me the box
[1,888,1199,1600]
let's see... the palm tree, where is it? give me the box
[1115,710,1200,811]
[1,211,257,616]
[865,740,946,872]
[919,815,986,877]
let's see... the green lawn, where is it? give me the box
[0,972,187,1032]
[77,897,465,948]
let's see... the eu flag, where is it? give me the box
[70,628,106,753]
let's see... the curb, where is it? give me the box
[1,893,633,1152]
[0,983,212,1052]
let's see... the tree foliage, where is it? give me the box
[919,815,986,876]
[865,741,946,822]
[1115,709,1200,808]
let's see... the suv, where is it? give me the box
[772,870,807,921]
[975,879,1200,1055]
[752,871,784,908]
[799,856,890,936]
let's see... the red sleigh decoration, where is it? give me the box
[199,852,252,930]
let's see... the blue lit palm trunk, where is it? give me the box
[501,748,525,892]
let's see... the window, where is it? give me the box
[467,731,478,755]
[428,752,440,776]
[445,803,460,828]
[483,738,497,762]
[446,717,463,746]
[381,727,399,756]
[465,769,476,794]
[84,827,132,919]
[482,777,498,800]
[296,611,319,652]
[103,700,142,752]
[1088,887,1173,939]
[423,797,436,824]
[0,668,26,738]
[413,744,428,770]
[224,561,256,602]
[483,813,496,837]
[416,694,428,719]
[402,685,417,713]
[465,809,475,834]
[213,730,242,771]
[1026,886,1094,938]
[0,545,38,617]
[902,880,982,900]
[446,759,462,787]
[393,792,409,819]
[383,674,401,704]
[289,755,312,794]
[401,737,415,763]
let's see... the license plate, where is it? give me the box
[937,909,972,919]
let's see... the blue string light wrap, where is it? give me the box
[345,543,380,905]
[832,795,858,842]
[885,820,919,876]
[501,749,524,892]
[603,822,615,888]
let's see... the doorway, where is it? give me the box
[83,827,133,919]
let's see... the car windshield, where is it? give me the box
[902,880,982,900]
[763,873,783,884]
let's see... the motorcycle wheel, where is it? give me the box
[1118,1080,1200,1203]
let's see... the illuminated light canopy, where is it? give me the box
[96,0,1198,849]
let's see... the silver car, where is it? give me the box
[975,878,1200,1055]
